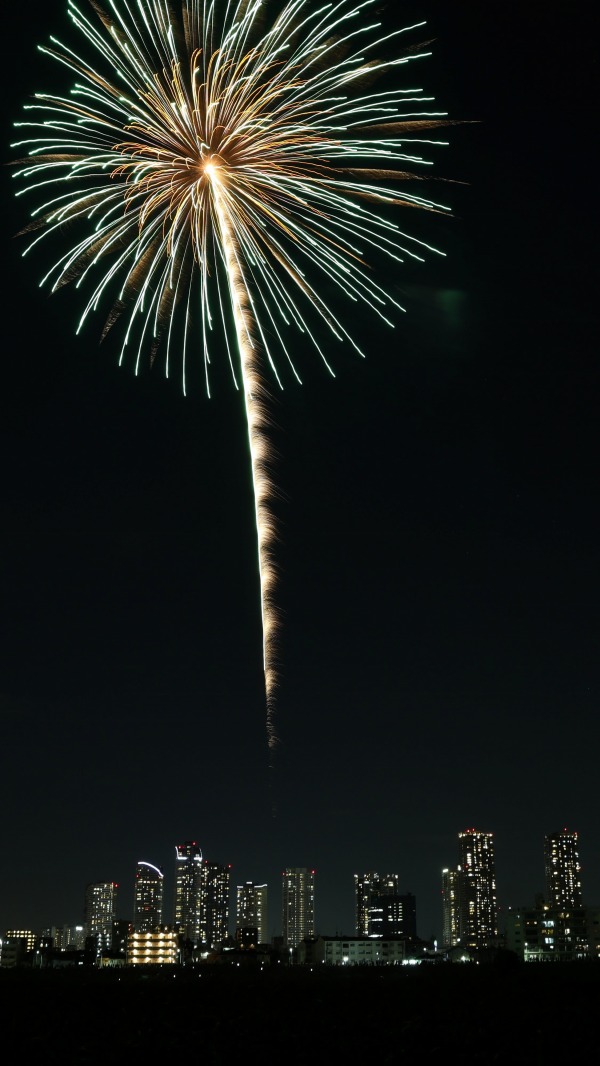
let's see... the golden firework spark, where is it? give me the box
[13,0,454,759]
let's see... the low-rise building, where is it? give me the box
[298,935,406,966]
[505,902,600,961]
[127,926,180,966]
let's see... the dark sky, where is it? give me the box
[1,2,597,943]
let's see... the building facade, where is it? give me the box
[354,872,416,939]
[355,872,394,936]
[282,867,315,949]
[236,881,268,944]
[441,868,460,948]
[133,861,164,932]
[298,935,406,967]
[199,861,231,948]
[505,900,600,962]
[173,843,231,948]
[442,829,497,950]
[173,841,203,941]
[457,828,497,948]
[43,924,86,951]
[127,927,179,966]
[84,882,119,953]
[544,829,583,909]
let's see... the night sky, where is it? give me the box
[1,3,597,943]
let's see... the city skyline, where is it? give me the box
[1,2,597,946]
[2,825,593,945]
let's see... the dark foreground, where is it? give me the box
[2,960,598,1062]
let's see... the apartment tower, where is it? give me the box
[354,872,416,938]
[236,881,268,944]
[199,860,231,949]
[133,861,164,932]
[173,841,203,941]
[282,867,315,949]
[544,829,583,908]
[442,829,497,950]
[84,881,118,953]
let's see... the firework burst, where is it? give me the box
[12,0,454,759]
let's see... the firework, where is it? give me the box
[12,0,453,757]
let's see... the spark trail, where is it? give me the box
[12,0,455,761]
[211,174,280,750]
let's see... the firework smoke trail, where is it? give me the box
[12,0,455,761]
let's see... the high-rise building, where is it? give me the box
[199,860,231,948]
[355,872,392,936]
[133,861,164,932]
[236,881,268,944]
[457,828,497,949]
[173,841,203,941]
[442,829,497,950]
[441,868,460,948]
[282,867,315,949]
[375,893,417,939]
[42,925,86,951]
[173,842,231,948]
[111,919,131,960]
[544,829,583,908]
[354,872,416,939]
[84,882,118,953]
